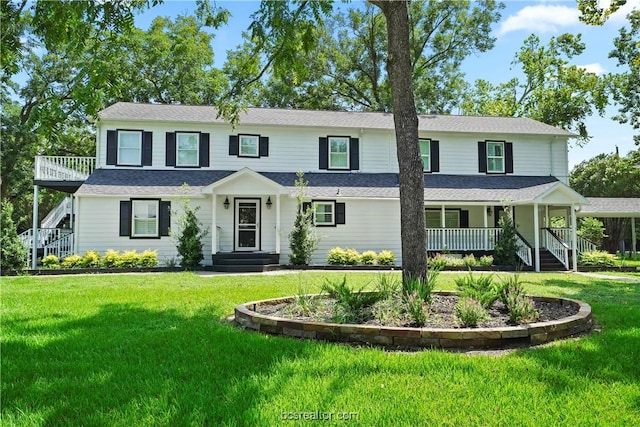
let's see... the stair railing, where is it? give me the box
[542,228,569,270]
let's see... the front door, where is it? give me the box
[235,199,260,251]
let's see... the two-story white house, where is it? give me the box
[30,102,603,272]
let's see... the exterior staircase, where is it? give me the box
[538,249,568,271]
[211,252,280,272]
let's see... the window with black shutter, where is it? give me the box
[228,134,269,158]
[119,199,170,238]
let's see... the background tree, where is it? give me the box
[0,200,27,272]
[461,33,609,142]
[570,148,640,252]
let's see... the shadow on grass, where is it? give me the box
[2,303,328,425]
[516,277,640,388]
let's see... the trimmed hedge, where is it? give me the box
[43,250,159,269]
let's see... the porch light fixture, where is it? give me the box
[266,196,272,209]
[487,207,493,216]
[224,197,230,210]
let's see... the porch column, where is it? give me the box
[632,217,637,257]
[544,205,549,228]
[571,204,578,272]
[483,205,488,250]
[73,196,80,256]
[31,184,39,269]
[441,205,446,249]
[534,202,540,272]
[211,195,217,254]
[275,194,281,254]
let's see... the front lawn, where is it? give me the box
[2,272,639,425]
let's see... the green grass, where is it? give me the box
[3,271,640,426]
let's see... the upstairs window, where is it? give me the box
[420,139,431,172]
[487,141,504,173]
[118,131,142,166]
[329,136,349,169]
[240,135,260,157]
[314,202,335,226]
[176,133,199,166]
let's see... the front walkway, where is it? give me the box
[575,272,640,283]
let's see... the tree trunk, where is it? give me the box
[372,0,427,284]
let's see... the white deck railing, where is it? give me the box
[426,228,500,251]
[41,197,72,229]
[543,229,569,269]
[549,227,598,254]
[43,233,74,259]
[35,156,95,181]
[19,228,72,249]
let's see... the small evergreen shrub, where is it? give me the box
[344,248,361,265]
[455,297,488,327]
[42,254,60,269]
[327,247,347,265]
[81,250,101,268]
[376,250,396,266]
[117,250,140,268]
[454,271,498,309]
[405,291,428,326]
[176,207,206,268]
[61,255,83,269]
[289,172,318,266]
[462,254,477,267]
[428,253,449,269]
[579,250,616,267]
[360,250,377,265]
[138,250,159,268]
[494,205,519,267]
[478,255,494,266]
[102,250,120,268]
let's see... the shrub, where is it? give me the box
[376,250,396,266]
[454,271,498,309]
[455,297,488,327]
[579,250,616,267]
[1,200,27,272]
[344,248,361,265]
[506,293,539,324]
[117,250,140,268]
[61,255,83,269]
[478,255,494,266]
[289,171,318,266]
[403,275,433,304]
[427,253,448,269]
[371,298,403,326]
[494,274,524,306]
[322,276,382,323]
[494,205,519,267]
[80,250,101,268]
[138,250,159,268]
[42,254,60,269]
[102,250,120,268]
[327,247,347,265]
[360,250,377,265]
[175,203,207,268]
[405,291,428,326]
[376,274,401,299]
[462,254,477,267]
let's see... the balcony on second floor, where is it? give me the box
[34,155,96,192]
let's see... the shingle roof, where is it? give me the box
[76,169,563,204]
[98,102,574,137]
[580,197,640,217]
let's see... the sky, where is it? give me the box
[133,0,639,170]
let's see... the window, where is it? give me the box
[314,202,335,225]
[487,141,505,173]
[176,133,199,166]
[329,137,349,169]
[132,200,158,237]
[239,134,259,157]
[420,139,431,172]
[118,131,142,165]
[425,210,460,228]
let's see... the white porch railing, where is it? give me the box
[41,197,72,229]
[19,228,72,249]
[35,156,95,181]
[515,234,533,267]
[543,229,569,269]
[549,227,598,254]
[426,228,499,251]
[43,233,74,259]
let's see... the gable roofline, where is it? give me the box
[98,102,576,137]
[532,181,590,205]
[201,167,288,195]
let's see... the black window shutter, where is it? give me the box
[165,132,176,167]
[302,202,312,213]
[336,202,346,225]
[142,131,153,166]
[259,136,269,157]
[430,140,440,172]
[319,137,328,170]
[505,142,514,174]
[460,210,469,228]
[159,201,171,236]
[478,141,487,173]
[119,201,132,237]
[199,133,210,167]
[106,130,117,165]
[229,135,239,156]
[349,137,359,170]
